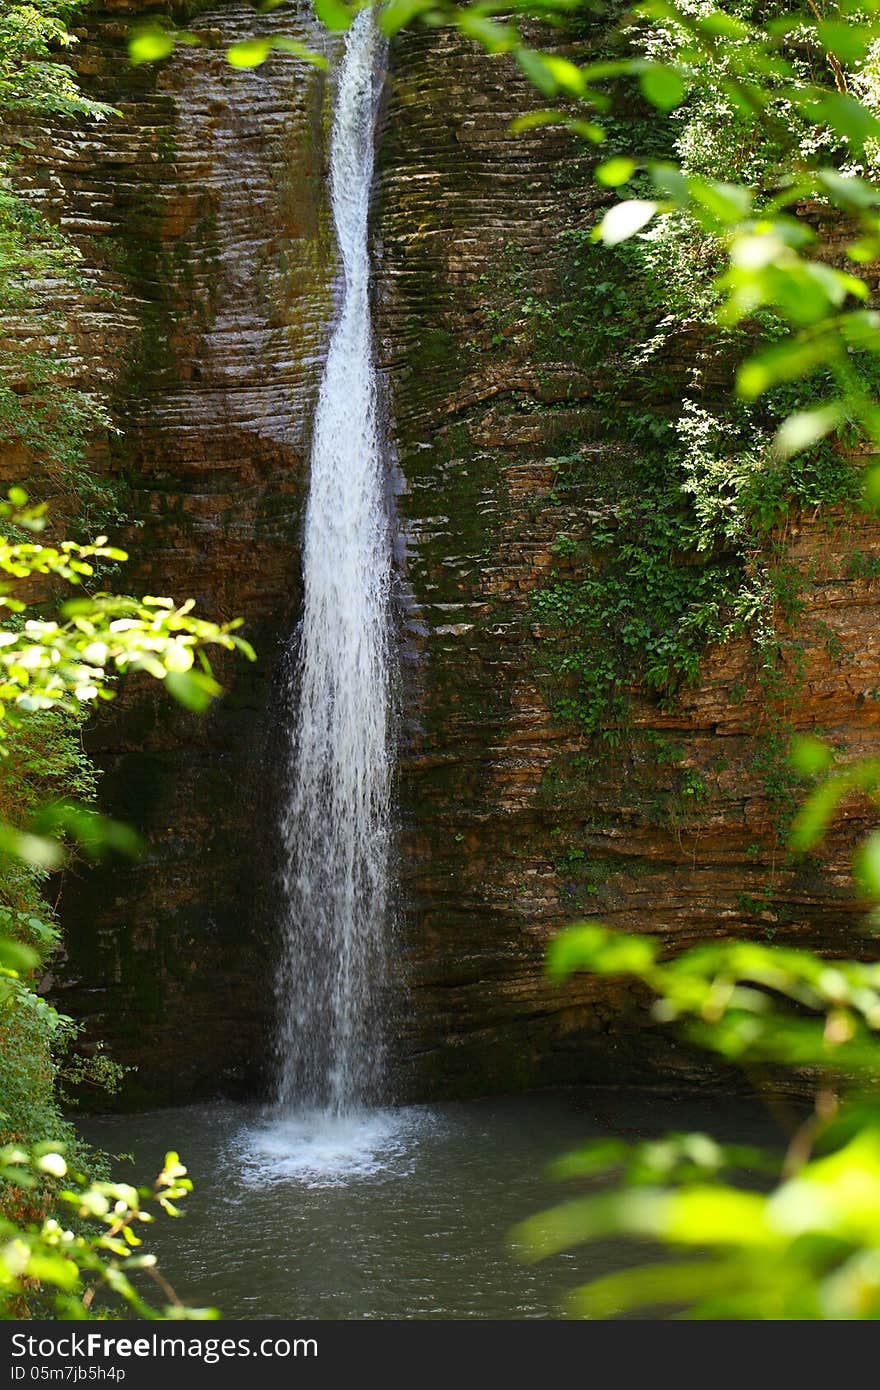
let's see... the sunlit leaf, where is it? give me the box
[510,109,604,142]
[596,199,658,246]
[379,0,435,35]
[689,178,751,225]
[864,465,880,513]
[0,824,64,871]
[596,156,636,187]
[516,49,561,98]
[226,39,271,68]
[128,27,176,65]
[511,109,573,133]
[789,764,880,853]
[26,1253,79,1292]
[546,923,657,980]
[31,803,144,861]
[568,1259,750,1318]
[0,937,38,973]
[774,404,844,458]
[513,1189,671,1261]
[737,336,836,400]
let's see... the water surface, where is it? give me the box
[82,1089,778,1320]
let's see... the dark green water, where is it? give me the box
[81,1090,777,1320]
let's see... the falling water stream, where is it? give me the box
[252,10,402,1175]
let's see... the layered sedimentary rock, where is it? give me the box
[8,0,339,1101]
[4,4,880,1102]
[377,26,880,1096]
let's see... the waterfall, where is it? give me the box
[275,10,391,1116]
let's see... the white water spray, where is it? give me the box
[275,10,391,1117]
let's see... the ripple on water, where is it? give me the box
[232,1107,434,1189]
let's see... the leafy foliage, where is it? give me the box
[508,725,880,1318]
[0,1145,216,1318]
[0,2,123,531]
[0,492,254,1316]
[415,0,880,465]
[516,911,880,1316]
[0,1,114,119]
[0,491,254,869]
[0,2,256,1323]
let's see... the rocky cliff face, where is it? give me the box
[376,25,880,1096]
[8,0,340,1101]
[5,4,880,1104]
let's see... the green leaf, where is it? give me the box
[597,199,658,246]
[128,28,176,65]
[165,669,221,713]
[546,923,657,981]
[737,336,836,400]
[665,1186,773,1246]
[0,824,65,871]
[596,156,636,187]
[379,0,435,36]
[689,178,751,225]
[815,20,871,65]
[788,775,851,854]
[510,109,571,133]
[774,404,844,458]
[510,110,603,142]
[32,803,144,861]
[817,169,880,210]
[650,161,689,203]
[568,1259,750,1318]
[516,49,560,99]
[639,64,685,112]
[512,1189,672,1261]
[458,13,517,52]
[864,465,880,513]
[548,1138,630,1180]
[271,36,329,67]
[226,39,271,68]
[802,93,880,154]
[697,10,750,40]
[855,831,880,899]
[568,120,606,144]
[0,937,38,973]
[789,735,834,778]
[542,56,586,98]
[26,1252,80,1292]
[313,0,354,30]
